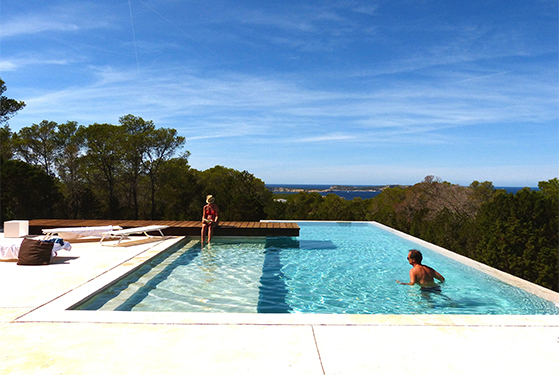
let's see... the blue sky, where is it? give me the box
[1,0,557,186]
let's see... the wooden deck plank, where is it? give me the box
[28,219,299,237]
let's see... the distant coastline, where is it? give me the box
[266,184,408,194]
[266,184,410,200]
[266,184,537,200]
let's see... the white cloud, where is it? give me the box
[294,133,356,143]
[0,61,18,71]
[0,2,117,39]
[0,17,80,38]
[11,60,557,146]
[0,57,79,71]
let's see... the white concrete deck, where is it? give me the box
[1,233,558,375]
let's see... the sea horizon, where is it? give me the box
[266,184,539,200]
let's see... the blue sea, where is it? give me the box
[266,184,537,200]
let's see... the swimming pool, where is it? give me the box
[75,222,559,315]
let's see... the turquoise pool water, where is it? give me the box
[75,222,559,315]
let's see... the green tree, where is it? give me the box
[227,170,272,221]
[312,194,352,220]
[144,128,186,219]
[199,166,245,220]
[197,166,273,221]
[158,156,203,220]
[367,186,406,227]
[0,158,63,222]
[265,192,371,221]
[475,185,558,291]
[119,115,155,219]
[470,180,496,203]
[0,78,25,125]
[55,121,91,219]
[538,178,559,202]
[347,197,371,221]
[13,120,59,176]
[78,123,125,219]
[0,125,13,159]
[282,192,324,220]
[264,197,289,220]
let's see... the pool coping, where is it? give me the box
[14,221,559,327]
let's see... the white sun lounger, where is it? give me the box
[42,225,123,240]
[99,225,168,245]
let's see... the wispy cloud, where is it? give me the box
[0,3,116,39]
[0,57,80,71]
[0,17,80,38]
[294,132,356,143]
[2,0,556,185]
[13,58,556,148]
[219,1,379,53]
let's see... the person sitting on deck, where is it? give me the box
[201,195,219,245]
[396,250,445,292]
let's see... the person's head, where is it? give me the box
[206,195,215,204]
[407,250,422,265]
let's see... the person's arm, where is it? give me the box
[396,269,416,285]
[433,270,445,283]
[426,265,445,283]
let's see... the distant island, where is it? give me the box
[267,185,409,194]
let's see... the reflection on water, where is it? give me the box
[199,246,219,283]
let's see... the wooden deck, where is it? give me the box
[28,219,299,237]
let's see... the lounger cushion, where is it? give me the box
[17,238,54,265]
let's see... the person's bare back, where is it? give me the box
[409,264,444,287]
[396,250,445,288]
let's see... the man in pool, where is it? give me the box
[397,250,445,292]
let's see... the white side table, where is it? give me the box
[4,220,29,238]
